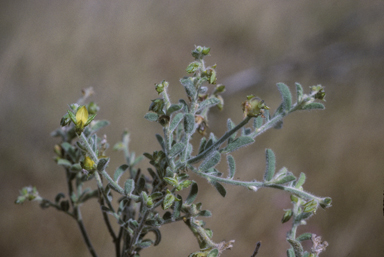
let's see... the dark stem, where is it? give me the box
[251,241,261,257]
[74,206,99,257]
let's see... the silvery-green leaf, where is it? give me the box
[89,120,109,133]
[301,102,325,110]
[156,134,165,151]
[184,113,195,134]
[277,83,292,111]
[264,149,276,182]
[295,82,304,102]
[169,113,184,133]
[199,151,221,171]
[186,182,198,205]
[295,172,306,188]
[169,142,185,157]
[197,97,221,112]
[226,155,236,179]
[211,181,226,197]
[124,179,135,195]
[113,164,129,182]
[166,104,182,116]
[223,136,254,153]
[180,77,197,100]
[144,112,159,122]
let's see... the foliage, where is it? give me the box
[16,46,331,257]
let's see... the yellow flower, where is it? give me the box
[74,106,91,134]
[83,156,95,171]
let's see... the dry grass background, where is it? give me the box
[1,0,384,256]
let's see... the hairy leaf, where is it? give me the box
[169,142,185,157]
[264,149,276,182]
[301,102,325,110]
[226,155,236,179]
[184,113,195,134]
[224,136,254,153]
[199,151,221,171]
[186,182,198,205]
[124,179,135,195]
[144,112,159,122]
[169,113,184,133]
[113,164,129,182]
[277,83,292,111]
[211,181,226,197]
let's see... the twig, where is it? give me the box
[251,241,261,257]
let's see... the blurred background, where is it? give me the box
[1,0,383,256]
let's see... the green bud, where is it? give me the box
[310,85,326,101]
[186,61,201,73]
[87,102,99,115]
[282,209,293,223]
[149,98,165,114]
[201,47,211,55]
[155,80,169,94]
[302,199,318,213]
[290,194,299,203]
[213,84,226,95]
[319,197,332,209]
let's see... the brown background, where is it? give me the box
[1,1,383,256]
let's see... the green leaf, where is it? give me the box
[198,137,207,154]
[114,164,129,182]
[207,249,219,257]
[137,239,153,249]
[56,158,72,167]
[163,177,178,187]
[144,112,159,122]
[89,120,109,133]
[287,239,304,257]
[163,192,175,210]
[124,179,135,195]
[295,82,304,102]
[287,248,295,257]
[172,195,182,219]
[277,83,292,111]
[199,151,221,171]
[224,136,254,153]
[295,172,306,188]
[226,118,237,143]
[296,232,312,242]
[150,228,162,246]
[97,158,109,172]
[184,113,195,134]
[166,104,182,116]
[226,155,236,179]
[264,149,276,182]
[211,181,226,197]
[169,113,184,133]
[197,97,221,111]
[254,115,263,128]
[301,102,325,110]
[169,142,186,157]
[186,182,198,204]
[180,77,197,100]
[199,210,212,217]
[155,134,165,151]
[273,175,296,185]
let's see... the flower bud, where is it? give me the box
[149,98,165,114]
[82,156,96,172]
[282,209,293,223]
[242,95,270,118]
[310,85,326,101]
